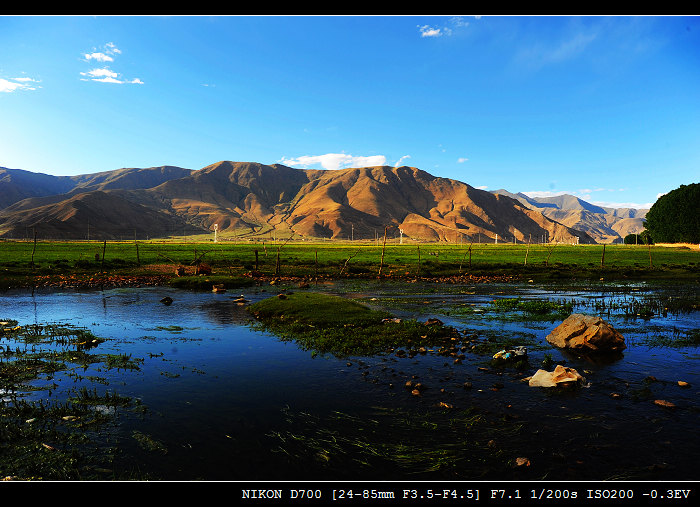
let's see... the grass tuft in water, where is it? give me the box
[248,292,462,357]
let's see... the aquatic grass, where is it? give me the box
[104,353,142,370]
[248,292,462,357]
[490,297,574,317]
[267,405,527,478]
[637,328,700,348]
[0,320,151,479]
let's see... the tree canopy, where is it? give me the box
[644,183,700,244]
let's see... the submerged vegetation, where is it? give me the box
[248,292,462,357]
[268,405,527,479]
[489,297,574,317]
[0,321,145,480]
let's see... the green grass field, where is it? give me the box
[1,239,698,288]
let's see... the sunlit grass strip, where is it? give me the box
[1,240,697,284]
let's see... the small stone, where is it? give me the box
[411,389,421,396]
[515,457,531,467]
[610,393,622,399]
[678,381,690,388]
[654,399,676,409]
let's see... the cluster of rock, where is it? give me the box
[527,313,625,389]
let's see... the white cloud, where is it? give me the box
[0,76,40,93]
[394,155,411,167]
[81,68,119,80]
[105,42,121,54]
[84,52,114,62]
[418,17,473,38]
[279,153,388,171]
[418,25,445,38]
[80,43,142,85]
[457,157,469,163]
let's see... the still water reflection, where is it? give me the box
[1,282,698,481]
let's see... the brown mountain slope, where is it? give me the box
[142,162,594,244]
[0,190,202,240]
[0,161,596,243]
[0,167,75,209]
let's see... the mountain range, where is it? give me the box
[491,190,648,243]
[0,161,645,244]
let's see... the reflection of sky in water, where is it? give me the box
[1,283,699,480]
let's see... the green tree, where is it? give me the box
[644,183,700,244]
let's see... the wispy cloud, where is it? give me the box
[80,42,142,85]
[394,155,411,167]
[515,26,599,70]
[0,76,41,93]
[418,16,477,38]
[279,153,388,171]
[457,157,469,163]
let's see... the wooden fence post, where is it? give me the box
[417,245,421,276]
[378,226,388,276]
[31,229,37,269]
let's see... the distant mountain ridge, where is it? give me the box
[492,189,648,243]
[0,161,597,244]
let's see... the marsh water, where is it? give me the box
[1,279,699,481]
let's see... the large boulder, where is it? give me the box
[546,314,625,354]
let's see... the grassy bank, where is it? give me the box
[0,239,698,289]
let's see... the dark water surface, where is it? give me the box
[1,280,698,481]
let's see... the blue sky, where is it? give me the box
[1,15,699,209]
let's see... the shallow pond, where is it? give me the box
[1,279,698,482]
